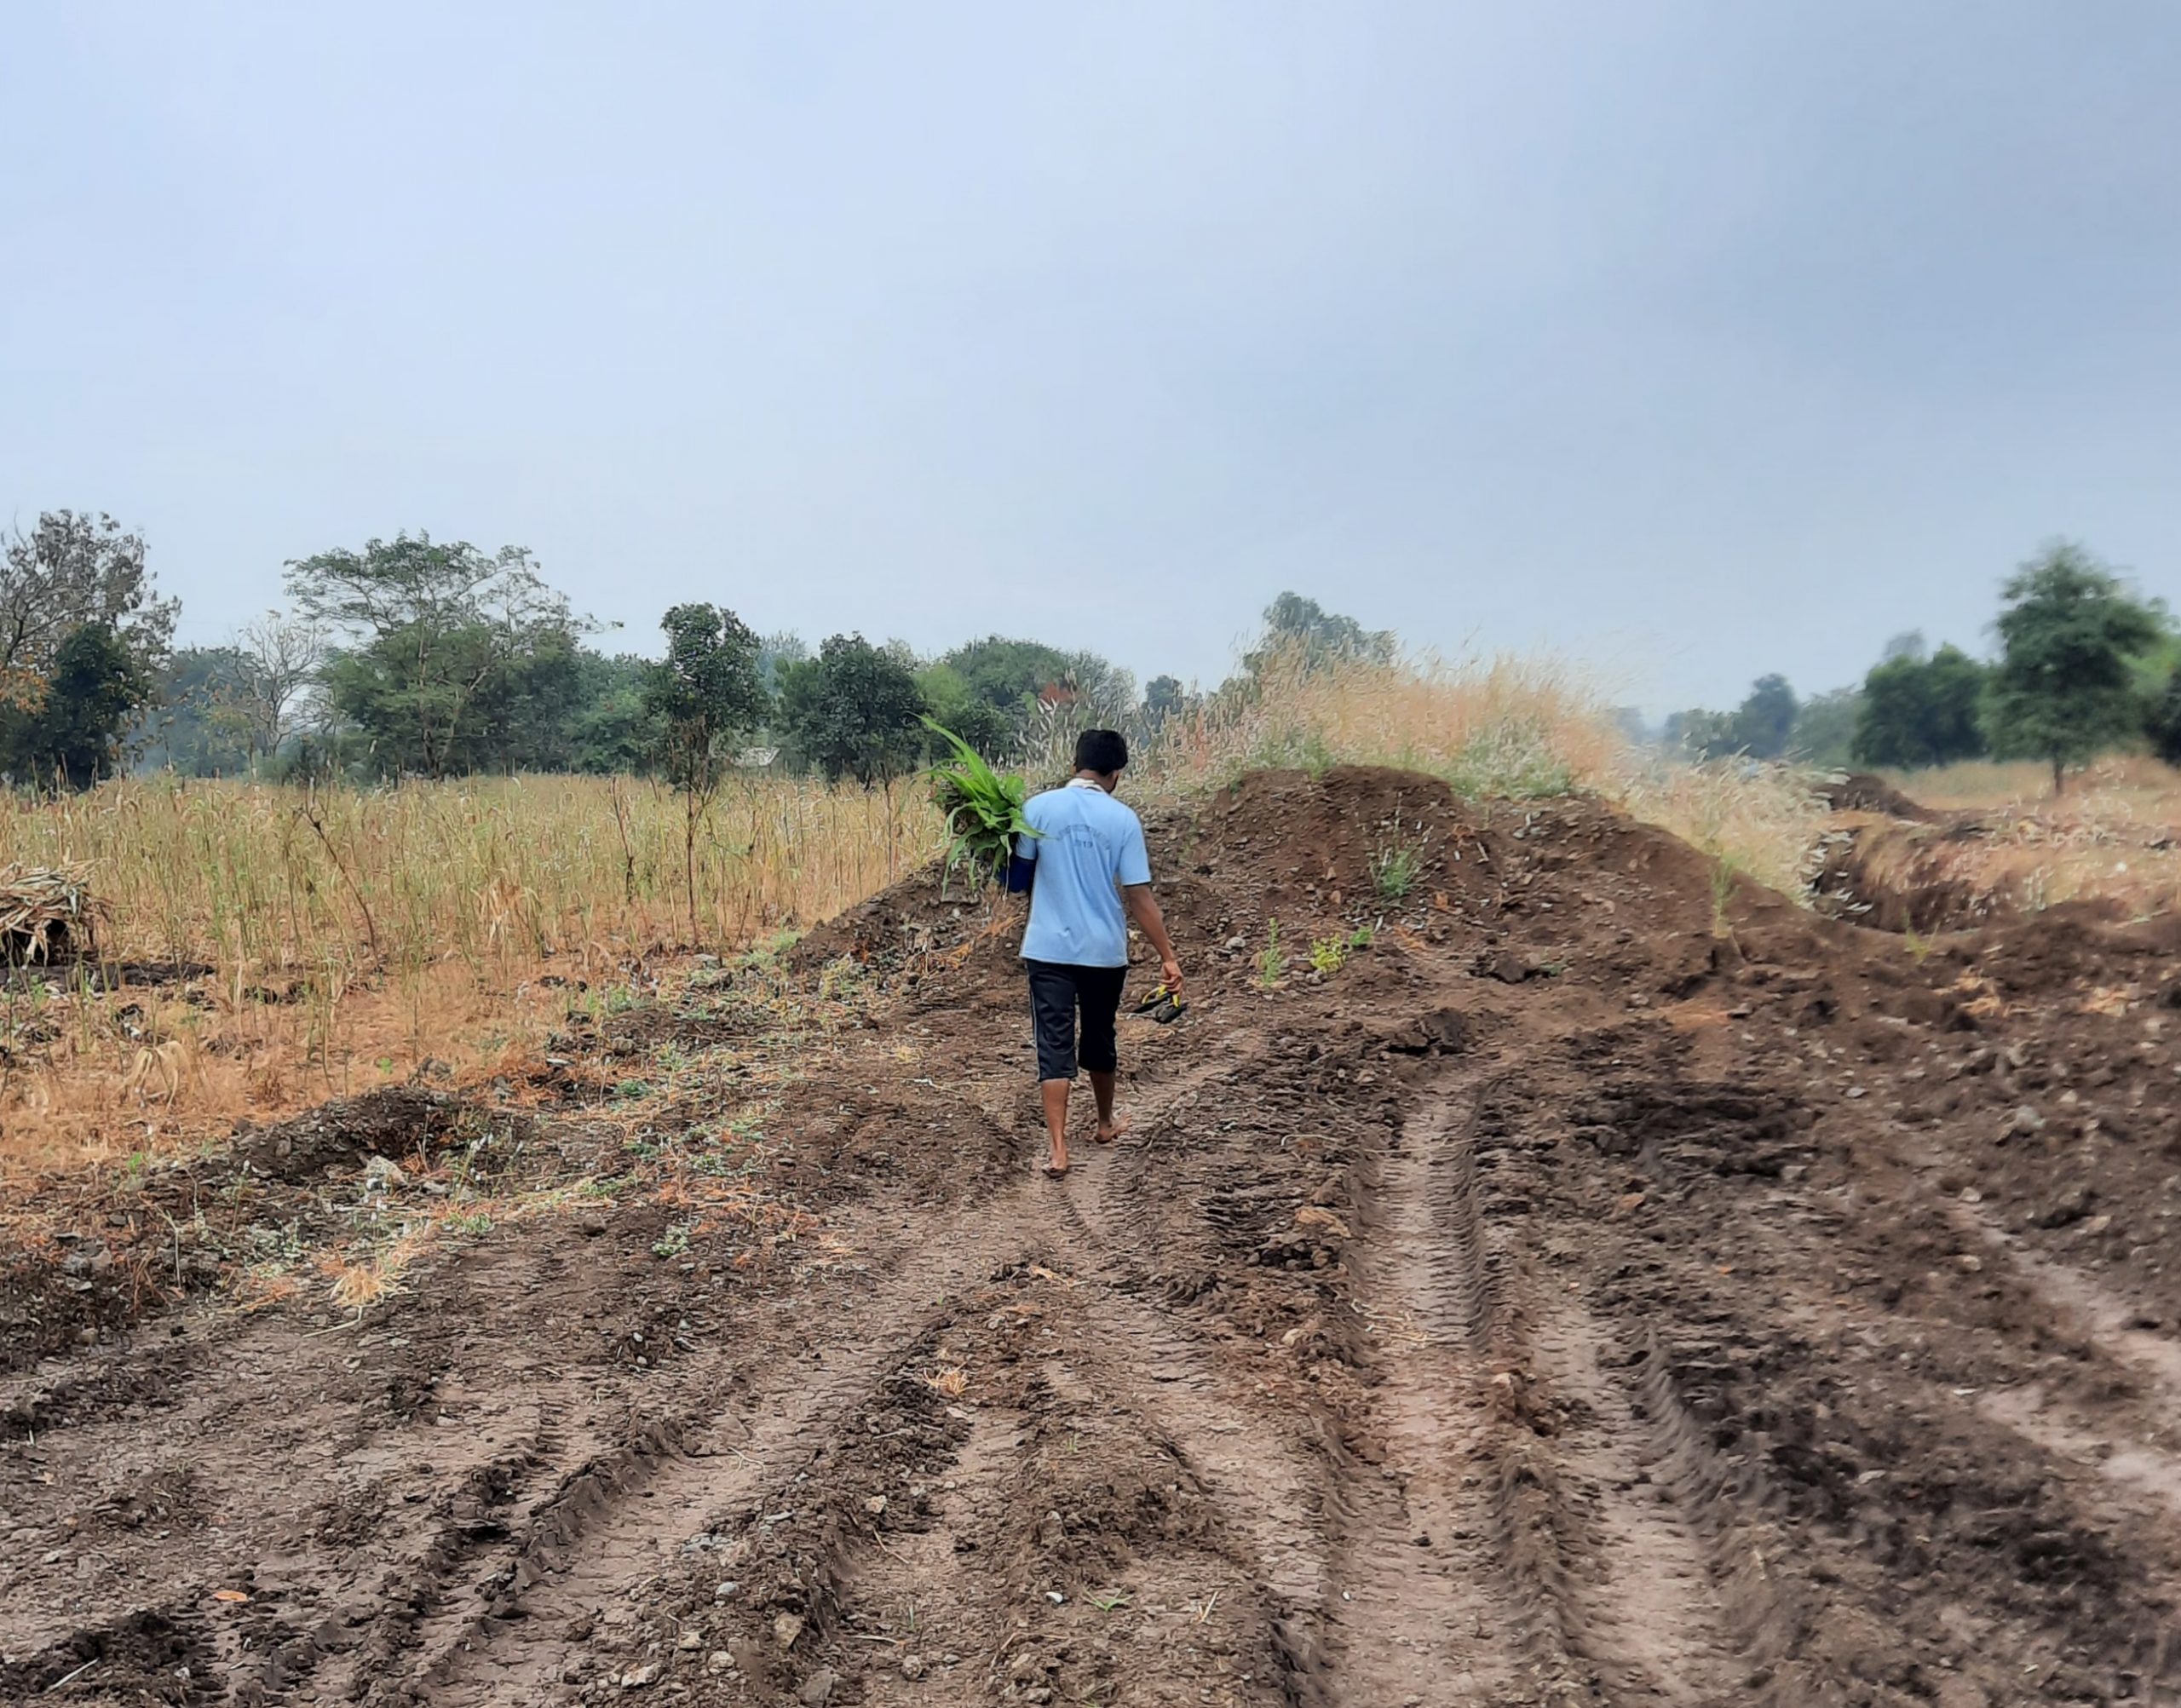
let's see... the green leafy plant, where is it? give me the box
[1309,935,1346,975]
[924,718,1037,892]
[652,1221,691,1259]
[1372,842,1421,901]
[1257,918,1286,988]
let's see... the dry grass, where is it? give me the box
[1862,755,2181,921]
[1885,754,2178,814]
[0,773,940,1166]
[1146,646,1829,900]
[0,862,101,964]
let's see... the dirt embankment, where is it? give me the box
[4,764,2181,1706]
[1814,768,2181,935]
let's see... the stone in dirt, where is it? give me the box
[2034,1185,2094,1228]
[1482,950,1530,985]
[797,1667,837,1705]
[2001,1104,2047,1140]
[772,1612,805,1651]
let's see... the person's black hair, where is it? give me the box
[1073,728,1129,775]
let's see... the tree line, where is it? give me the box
[0,515,1390,791]
[13,512,2172,797]
[1662,542,2179,791]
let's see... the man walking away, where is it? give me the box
[1016,728,1184,1176]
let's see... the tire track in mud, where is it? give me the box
[1055,1147,1333,1683]
[825,1400,1023,1705]
[1586,1095,2181,1703]
[1910,1135,2181,1528]
[1331,1094,1528,1706]
[416,1182,1055,1703]
[1352,1088,1757,1707]
[0,1313,581,1700]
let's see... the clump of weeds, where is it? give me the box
[1372,841,1423,901]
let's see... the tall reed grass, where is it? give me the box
[0,773,941,1165]
[2,771,938,975]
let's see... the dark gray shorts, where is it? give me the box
[1026,959,1126,1081]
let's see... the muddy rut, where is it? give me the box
[7,765,2181,1705]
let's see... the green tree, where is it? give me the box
[645,604,769,940]
[1986,543,2164,794]
[916,660,1013,758]
[1662,706,1736,760]
[1245,592,1394,676]
[939,636,1076,714]
[2149,668,2181,767]
[646,605,768,791]
[0,511,176,693]
[567,652,664,774]
[1787,687,1862,768]
[1852,644,1989,769]
[778,634,928,785]
[1729,674,1798,760]
[1,624,153,790]
[286,532,575,778]
[757,631,809,699]
[1144,675,1186,723]
[139,645,257,775]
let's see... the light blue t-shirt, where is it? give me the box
[1019,780,1153,967]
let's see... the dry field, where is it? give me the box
[3,762,2181,1705]
[0,774,940,1168]
[4,666,2181,1705]
[0,654,1828,1173]
[1824,756,2181,934]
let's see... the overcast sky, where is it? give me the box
[6,3,2178,713]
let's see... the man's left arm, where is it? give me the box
[1124,885,1183,995]
[1117,816,1181,992]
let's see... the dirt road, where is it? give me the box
[4,767,2181,1705]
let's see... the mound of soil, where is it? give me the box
[5,763,2181,1706]
[1815,770,1936,820]
[231,1086,489,1184]
[0,1088,550,1375]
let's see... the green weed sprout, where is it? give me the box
[1372,843,1422,901]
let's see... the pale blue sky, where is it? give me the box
[6,2,2178,712]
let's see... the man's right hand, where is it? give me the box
[1160,958,1184,997]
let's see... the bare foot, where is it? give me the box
[1093,1119,1126,1145]
[1043,1159,1069,1178]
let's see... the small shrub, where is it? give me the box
[1372,844,1421,900]
[652,1221,691,1259]
[1257,919,1287,988]
[1309,935,1346,975]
